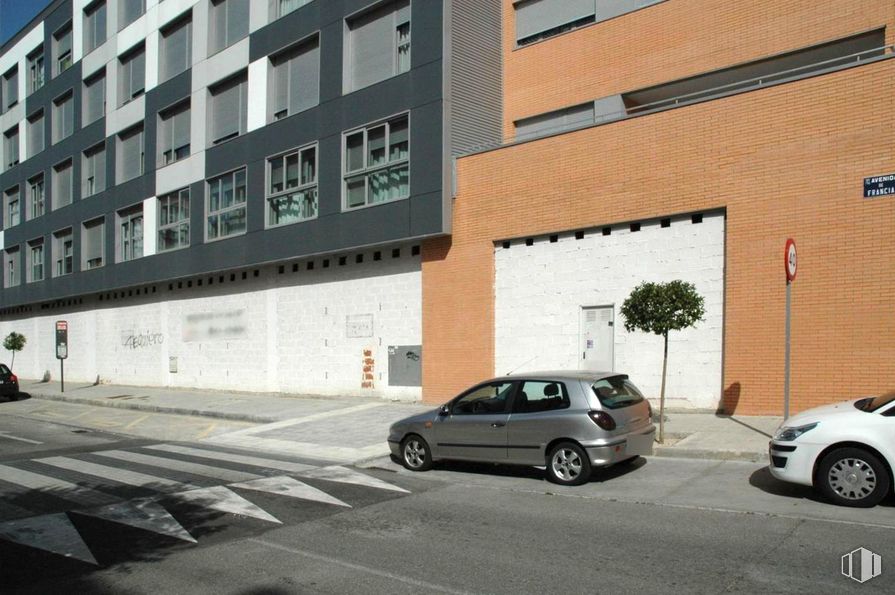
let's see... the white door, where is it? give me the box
[580,306,614,372]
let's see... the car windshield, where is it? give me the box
[591,376,644,409]
[854,390,895,413]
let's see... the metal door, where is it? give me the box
[580,306,614,372]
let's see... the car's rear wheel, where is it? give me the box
[816,447,891,508]
[546,442,591,486]
[400,435,433,472]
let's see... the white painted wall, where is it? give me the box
[0,254,422,401]
[494,213,725,410]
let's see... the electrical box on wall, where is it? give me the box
[388,345,422,386]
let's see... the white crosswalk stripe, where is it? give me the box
[36,456,200,493]
[0,513,98,565]
[0,465,120,507]
[76,498,196,543]
[92,450,262,483]
[144,444,316,474]
[298,465,411,493]
[231,476,351,508]
[169,486,281,524]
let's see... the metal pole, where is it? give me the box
[783,280,791,419]
[60,359,64,393]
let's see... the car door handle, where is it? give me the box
[491,422,505,428]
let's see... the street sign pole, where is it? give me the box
[783,239,797,420]
[55,321,68,393]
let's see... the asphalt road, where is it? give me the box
[0,411,892,594]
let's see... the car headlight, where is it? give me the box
[774,422,818,442]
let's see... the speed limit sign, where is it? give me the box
[784,238,797,282]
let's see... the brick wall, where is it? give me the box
[423,60,895,414]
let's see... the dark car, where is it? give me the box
[0,364,19,399]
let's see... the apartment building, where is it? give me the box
[422,0,895,414]
[0,0,500,398]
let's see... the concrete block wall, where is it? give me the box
[0,251,422,400]
[495,213,724,409]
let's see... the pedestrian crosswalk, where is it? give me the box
[0,442,411,566]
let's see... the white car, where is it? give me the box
[768,391,895,507]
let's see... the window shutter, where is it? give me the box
[348,3,396,91]
[515,0,595,42]
[227,0,250,47]
[85,73,105,123]
[132,50,145,95]
[212,77,242,141]
[120,128,142,181]
[163,20,190,80]
[83,220,102,263]
[63,97,73,138]
[172,107,190,150]
[7,70,18,105]
[290,39,319,114]
[272,58,288,115]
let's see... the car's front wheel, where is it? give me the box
[816,447,891,508]
[400,435,433,471]
[546,442,592,486]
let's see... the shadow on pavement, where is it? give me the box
[747,466,895,508]
[0,392,30,403]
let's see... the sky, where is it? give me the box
[0,0,53,47]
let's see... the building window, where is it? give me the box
[28,174,44,220]
[345,0,410,92]
[4,186,20,227]
[343,114,409,209]
[52,91,74,144]
[160,13,192,82]
[28,49,44,94]
[54,24,73,76]
[52,228,73,277]
[118,205,143,262]
[118,44,146,106]
[515,0,597,46]
[52,159,73,209]
[27,110,45,156]
[267,144,317,227]
[276,0,313,19]
[82,142,106,197]
[158,188,190,252]
[82,217,104,269]
[158,100,190,166]
[83,68,106,125]
[209,0,249,55]
[3,126,19,169]
[116,124,144,183]
[5,248,19,288]
[119,0,145,30]
[28,239,44,282]
[206,168,246,241]
[269,36,319,121]
[208,72,247,145]
[83,1,107,54]
[2,66,18,111]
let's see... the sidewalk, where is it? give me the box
[15,379,780,465]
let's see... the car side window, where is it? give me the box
[0,364,10,377]
[452,382,515,415]
[514,381,570,414]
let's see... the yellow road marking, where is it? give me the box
[196,422,218,440]
[123,414,150,430]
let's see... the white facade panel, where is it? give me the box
[0,257,423,401]
[494,213,725,410]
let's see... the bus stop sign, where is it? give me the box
[56,320,68,360]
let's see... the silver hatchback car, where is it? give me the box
[388,371,656,485]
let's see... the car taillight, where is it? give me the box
[587,410,616,431]
[647,400,653,420]
[9,374,16,383]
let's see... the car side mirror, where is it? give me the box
[438,404,450,417]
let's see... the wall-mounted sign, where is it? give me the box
[346,314,374,338]
[864,174,895,198]
[183,310,247,342]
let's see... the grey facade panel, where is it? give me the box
[1,0,449,309]
[448,0,503,156]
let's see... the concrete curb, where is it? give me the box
[653,446,766,463]
[27,392,279,424]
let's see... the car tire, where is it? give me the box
[400,434,433,472]
[546,442,592,486]
[816,447,891,508]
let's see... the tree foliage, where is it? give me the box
[3,332,26,370]
[620,280,706,337]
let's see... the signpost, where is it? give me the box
[783,240,797,419]
[56,321,68,393]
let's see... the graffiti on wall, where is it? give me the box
[121,330,165,349]
[183,310,248,342]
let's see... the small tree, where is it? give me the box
[621,281,705,443]
[3,332,26,371]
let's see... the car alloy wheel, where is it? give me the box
[817,447,891,508]
[400,435,433,471]
[547,442,592,486]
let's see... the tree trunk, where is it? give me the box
[659,332,668,444]
[10,351,14,372]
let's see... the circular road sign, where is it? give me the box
[785,239,797,282]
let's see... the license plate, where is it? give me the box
[626,431,655,456]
